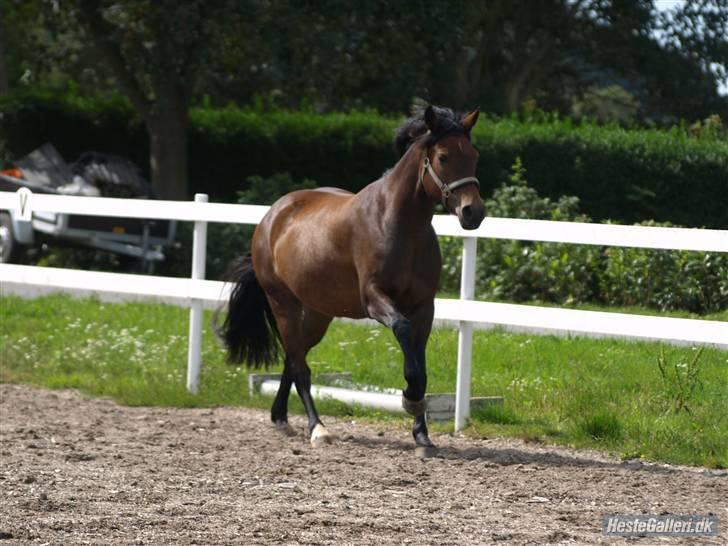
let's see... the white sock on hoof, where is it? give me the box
[310,423,333,447]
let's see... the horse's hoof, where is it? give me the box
[310,423,334,448]
[415,445,438,459]
[274,421,297,437]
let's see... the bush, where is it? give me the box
[440,159,602,305]
[600,229,728,313]
[2,89,727,228]
[441,159,728,313]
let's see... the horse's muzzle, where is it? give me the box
[457,203,485,230]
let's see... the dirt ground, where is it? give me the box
[0,384,725,545]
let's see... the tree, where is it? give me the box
[654,0,728,119]
[0,0,87,93]
[202,0,465,113]
[2,0,725,139]
[0,33,8,95]
[661,0,728,84]
[577,0,727,123]
[449,1,574,112]
[74,0,244,199]
[444,0,727,121]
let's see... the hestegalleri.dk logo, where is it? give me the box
[603,515,720,536]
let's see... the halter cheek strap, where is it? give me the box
[421,156,480,207]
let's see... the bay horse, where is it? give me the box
[220,105,485,454]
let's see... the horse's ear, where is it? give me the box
[424,105,438,132]
[462,107,480,133]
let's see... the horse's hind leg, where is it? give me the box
[270,366,296,435]
[270,299,334,446]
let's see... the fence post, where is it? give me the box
[454,236,477,431]
[187,193,208,394]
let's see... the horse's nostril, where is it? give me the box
[462,205,473,219]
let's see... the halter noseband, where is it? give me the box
[420,155,480,207]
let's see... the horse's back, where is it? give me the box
[309,186,354,196]
[265,187,355,238]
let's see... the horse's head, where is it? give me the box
[419,106,485,230]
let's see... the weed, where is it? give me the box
[656,347,704,414]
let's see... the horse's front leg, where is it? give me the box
[407,304,435,452]
[364,285,435,452]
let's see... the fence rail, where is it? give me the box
[1,190,726,430]
[3,191,727,250]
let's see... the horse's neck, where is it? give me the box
[378,145,435,229]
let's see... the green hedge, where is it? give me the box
[473,117,728,229]
[0,90,148,171]
[188,106,395,202]
[1,90,727,227]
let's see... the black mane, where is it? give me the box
[393,105,468,157]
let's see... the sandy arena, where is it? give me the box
[0,384,725,545]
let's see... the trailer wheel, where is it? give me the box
[0,212,22,263]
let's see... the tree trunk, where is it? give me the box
[0,35,9,95]
[451,3,502,109]
[504,33,555,112]
[147,106,189,200]
[77,0,194,200]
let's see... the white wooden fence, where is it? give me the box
[1,190,726,431]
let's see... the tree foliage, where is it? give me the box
[1,0,726,197]
[6,0,725,119]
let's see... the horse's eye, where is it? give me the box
[438,155,448,164]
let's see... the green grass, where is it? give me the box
[1,294,726,468]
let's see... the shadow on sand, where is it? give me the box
[340,433,722,477]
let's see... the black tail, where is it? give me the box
[216,255,280,367]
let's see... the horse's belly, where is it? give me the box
[287,262,365,318]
